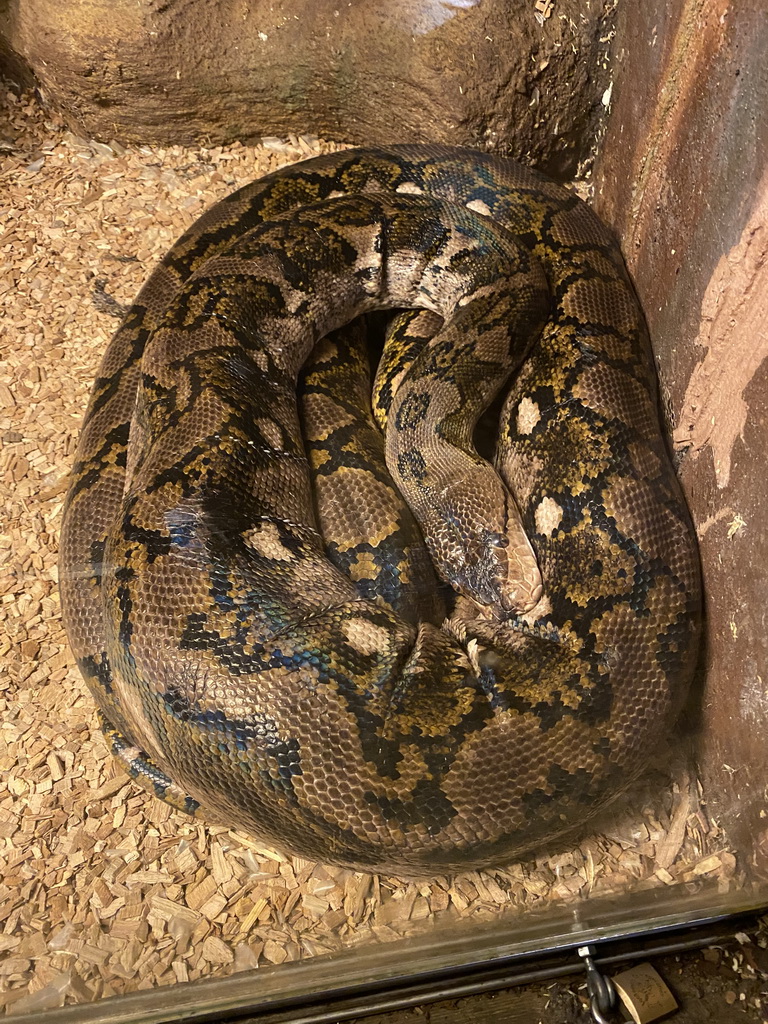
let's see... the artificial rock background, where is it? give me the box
[0,0,612,176]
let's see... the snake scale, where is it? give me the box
[60,145,701,873]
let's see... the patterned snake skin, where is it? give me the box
[60,146,701,873]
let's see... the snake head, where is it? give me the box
[422,471,543,619]
[448,527,542,620]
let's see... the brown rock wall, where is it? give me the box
[0,0,610,171]
[593,0,768,874]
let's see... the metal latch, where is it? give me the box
[578,945,679,1023]
[578,945,617,1023]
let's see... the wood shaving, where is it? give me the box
[0,88,739,1016]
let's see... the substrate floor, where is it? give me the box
[0,88,738,1015]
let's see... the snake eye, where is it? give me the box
[485,530,509,549]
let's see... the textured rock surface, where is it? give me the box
[593,0,768,876]
[0,0,611,175]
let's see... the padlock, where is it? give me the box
[611,962,678,1023]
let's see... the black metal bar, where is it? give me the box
[159,911,762,1024]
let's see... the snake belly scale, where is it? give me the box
[59,145,701,873]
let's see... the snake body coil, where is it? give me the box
[60,146,701,872]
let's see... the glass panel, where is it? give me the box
[2,57,765,1023]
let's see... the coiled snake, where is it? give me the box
[60,146,701,873]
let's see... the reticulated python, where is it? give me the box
[60,146,701,873]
